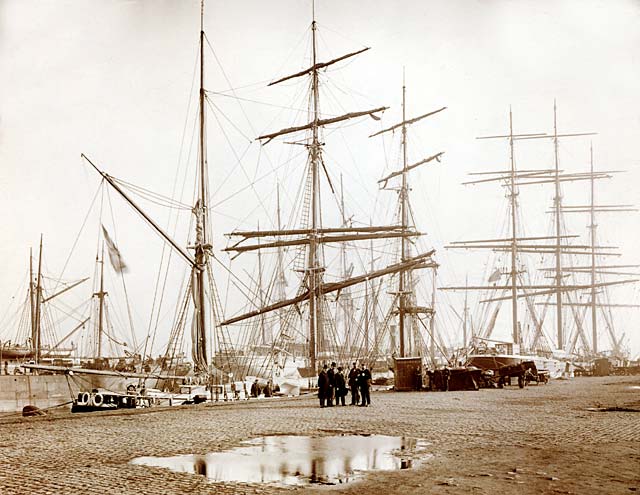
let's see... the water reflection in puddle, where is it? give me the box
[131,435,429,486]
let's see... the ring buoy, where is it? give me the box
[77,393,89,406]
[91,393,104,406]
[126,384,136,395]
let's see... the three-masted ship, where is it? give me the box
[443,103,637,376]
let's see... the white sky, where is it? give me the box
[1,0,639,359]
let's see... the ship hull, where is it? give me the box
[0,374,140,413]
[467,354,523,371]
[0,374,78,413]
[0,348,35,360]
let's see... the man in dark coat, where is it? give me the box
[442,367,451,392]
[318,364,329,407]
[326,362,337,406]
[250,379,260,398]
[357,363,372,406]
[348,362,359,405]
[263,379,273,397]
[334,366,347,406]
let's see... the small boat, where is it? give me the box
[71,389,139,413]
[71,384,208,413]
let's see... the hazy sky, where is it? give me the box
[1,0,639,358]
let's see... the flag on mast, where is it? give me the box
[101,225,128,273]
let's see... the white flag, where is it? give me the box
[102,226,128,273]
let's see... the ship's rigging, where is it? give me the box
[80,3,223,377]
[442,104,637,358]
[368,80,445,362]
[220,10,439,372]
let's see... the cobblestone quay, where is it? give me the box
[1,376,638,494]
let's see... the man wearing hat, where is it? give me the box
[348,362,359,405]
[357,363,372,406]
[326,362,337,406]
[318,364,329,407]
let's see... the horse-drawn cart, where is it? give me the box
[495,360,544,388]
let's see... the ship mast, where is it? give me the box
[508,108,519,346]
[526,103,597,351]
[552,102,564,349]
[29,247,35,356]
[275,185,287,335]
[339,175,353,355]
[94,245,107,358]
[307,9,321,371]
[553,144,638,356]
[462,276,469,347]
[31,236,44,363]
[81,1,217,374]
[370,81,445,358]
[192,0,209,371]
[257,222,267,345]
[398,79,408,357]
[589,144,597,353]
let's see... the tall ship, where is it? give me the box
[1,2,231,412]
[442,104,637,376]
[218,8,439,385]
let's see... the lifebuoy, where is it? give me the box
[77,392,90,405]
[91,393,104,406]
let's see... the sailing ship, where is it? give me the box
[72,4,225,399]
[0,237,81,365]
[0,221,167,410]
[0,236,120,412]
[1,3,231,412]
[367,82,445,368]
[443,104,637,377]
[218,8,438,385]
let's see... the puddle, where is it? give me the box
[131,434,429,486]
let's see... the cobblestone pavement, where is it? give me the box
[1,376,638,494]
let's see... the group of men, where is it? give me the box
[249,378,274,398]
[317,361,371,407]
